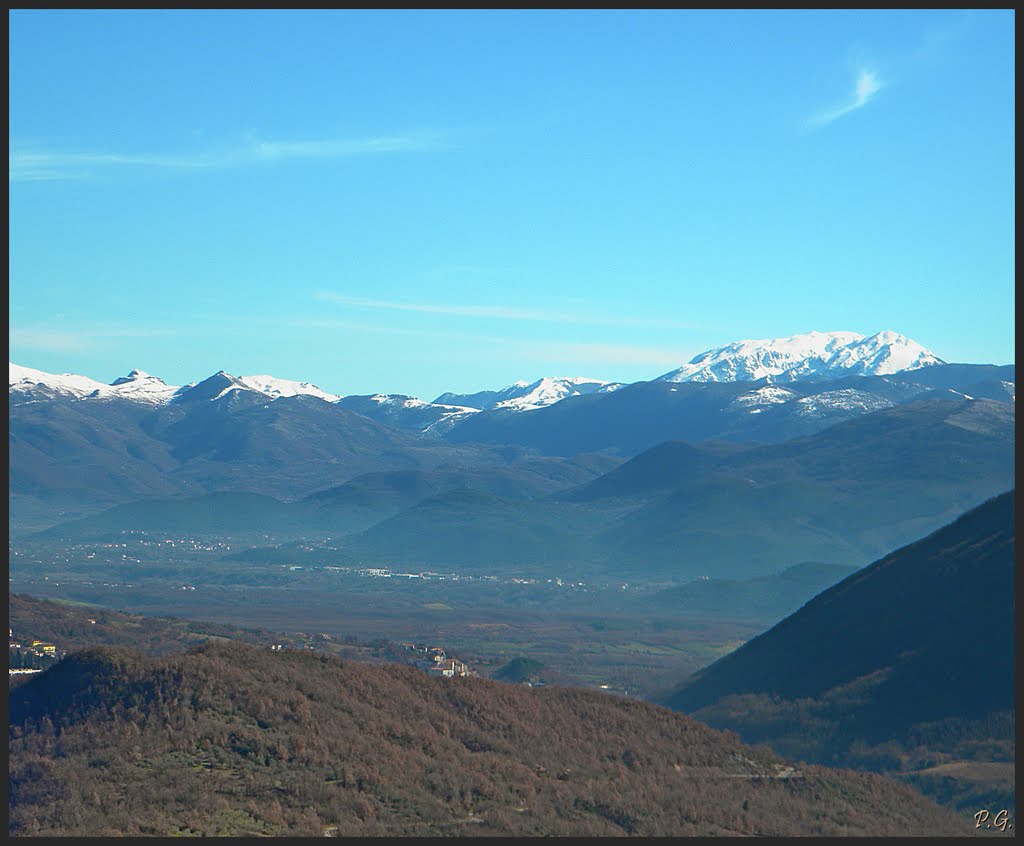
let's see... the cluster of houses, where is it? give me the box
[9,627,64,673]
[401,644,476,678]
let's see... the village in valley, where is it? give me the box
[9,625,68,674]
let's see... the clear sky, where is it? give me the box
[9,9,1015,400]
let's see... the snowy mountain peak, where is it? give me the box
[9,362,179,403]
[657,331,944,384]
[493,376,623,412]
[169,371,246,403]
[237,375,341,403]
[9,362,108,398]
[819,331,944,377]
[110,369,162,386]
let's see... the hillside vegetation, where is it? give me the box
[9,639,970,837]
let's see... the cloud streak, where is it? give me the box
[314,291,711,331]
[9,131,444,182]
[210,314,696,375]
[808,69,884,128]
[10,325,178,353]
[277,316,694,374]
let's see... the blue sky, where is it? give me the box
[9,9,1014,400]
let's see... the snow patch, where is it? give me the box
[794,389,896,417]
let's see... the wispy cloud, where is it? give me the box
[10,325,177,352]
[808,69,884,128]
[9,131,444,182]
[313,291,710,331]
[521,341,695,368]
[277,317,691,374]
[211,314,694,373]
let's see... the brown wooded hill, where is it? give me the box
[9,638,971,837]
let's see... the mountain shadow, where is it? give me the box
[661,490,1015,815]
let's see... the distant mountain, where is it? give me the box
[441,368,1012,457]
[11,338,1010,454]
[335,488,608,573]
[9,384,504,527]
[244,397,1013,581]
[634,562,860,624]
[661,491,1015,812]
[595,398,1013,577]
[10,349,1014,530]
[40,456,626,545]
[305,455,623,513]
[434,376,623,411]
[33,491,344,542]
[235,374,340,402]
[657,330,943,383]
[10,363,180,404]
[336,394,479,436]
[10,363,340,406]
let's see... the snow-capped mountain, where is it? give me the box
[335,393,479,437]
[237,375,341,403]
[494,377,625,412]
[435,376,623,412]
[795,331,944,378]
[658,331,944,384]
[101,369,181,403]
[10,363,340,406]
[10,362,109,398]
[170,371,343,404]
[10,363,180,403]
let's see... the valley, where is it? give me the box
[10,531,767,700]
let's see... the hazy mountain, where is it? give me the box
[336,393,479,436]
[441,368,1012,457]
[306,454,624,513]
[237,397,1014,581]
[37,455,626,545]
[9,385,499,529]
[633,562,860,624]
[336,488,609,573]
[562,441,749,503]
[10,351,1014,537]
[596,398,1014,577]
[32,491,341,542]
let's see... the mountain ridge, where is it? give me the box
[9,328,968,414]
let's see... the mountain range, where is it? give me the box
[23,392,1013,584]
[11,329,1015,580]
[10,331,1013,456]
[10,330,957,408]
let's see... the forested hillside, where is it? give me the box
[9,639,970,837]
